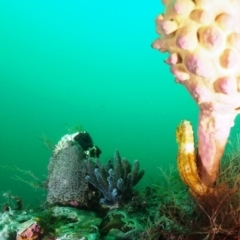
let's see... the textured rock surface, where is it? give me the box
[153,0,240,185]
[0,207,101,240]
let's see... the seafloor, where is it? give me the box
[2,156,240,240]
[2,133,240,240]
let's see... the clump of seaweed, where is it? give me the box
[38,123,84,152]
[64,123,83,134]
[38,133,56,151]
[0,165,46,190]
[142,143,240,240]
[142,165,195,240]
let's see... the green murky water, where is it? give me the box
[1,0,239,208]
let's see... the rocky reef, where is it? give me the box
[3,129,240,239]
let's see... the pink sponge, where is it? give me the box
[153,0,240,185]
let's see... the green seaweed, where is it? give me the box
[143,138,240,239]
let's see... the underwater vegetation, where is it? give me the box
[0,130,146,239]
[152,0,240,232]
[4,0,240,239]
[152,7,240,227]
[46,131,144,210]
[4,130,240,239]
[142,146,240,240]
[150,0,240,237]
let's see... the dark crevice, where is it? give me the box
[196,31,200,42]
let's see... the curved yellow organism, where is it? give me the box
[176,120,212,198]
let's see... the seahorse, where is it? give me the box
[176,120,212,198]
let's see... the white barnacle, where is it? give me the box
[182,142,195,153]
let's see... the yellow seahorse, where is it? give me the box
[176,120,212,198]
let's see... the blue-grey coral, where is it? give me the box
[46,142,95,206]
[85,150,145,207]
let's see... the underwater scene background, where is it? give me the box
[1,0,240,210]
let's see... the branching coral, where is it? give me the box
[153,0,240,186]
[85,150,145,207]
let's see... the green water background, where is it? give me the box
[1,0,240,207]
